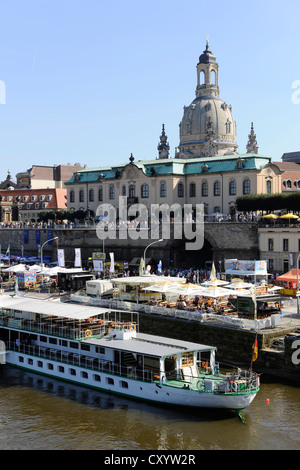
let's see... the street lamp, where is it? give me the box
[143,239,163,275]
[41,237,58,271]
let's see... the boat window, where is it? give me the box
[37,361,43,368]
[96,346,105,355]
[49,338,57,345]
[70,342,79,349]
[58,366,64,372]
[81,344,90,351]
[106,377,114,385]
[69,368,76,376]
[181,352,194,367]
[81,371,88,379]
[120,381,128,389]
[28,358,33,365]
[40,336,47,343]
[93,374,101,382]
[48,363,54,370]
[18,356,24,363]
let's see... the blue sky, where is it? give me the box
[0,0,300,182]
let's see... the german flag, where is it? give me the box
[252,338,258,362]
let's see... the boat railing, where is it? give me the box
[165,365,260,393]
[7,341,155,383]
[0,316,109,341]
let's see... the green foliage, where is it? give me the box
[236,193,300,212]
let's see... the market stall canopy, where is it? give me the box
[276,269,300,283]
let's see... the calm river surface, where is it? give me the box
[0,365,299,451]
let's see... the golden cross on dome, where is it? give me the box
[206,35,209,46]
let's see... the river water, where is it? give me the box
[0,366,299,452]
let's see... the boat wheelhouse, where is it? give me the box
[0,294,259,412]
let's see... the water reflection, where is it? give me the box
[0,366,299,450]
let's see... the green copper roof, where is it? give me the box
[65,154,272,184]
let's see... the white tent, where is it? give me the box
[2,264,26,273]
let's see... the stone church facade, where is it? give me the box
[65,42,296,218]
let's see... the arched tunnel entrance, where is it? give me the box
[169,237,214,269]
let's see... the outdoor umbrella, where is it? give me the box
[201,279,229,286]
[142,282,183,294]
[167,282,204,296]
[280,213,298,219]
[262,214,279,219]
[279,213,298,226]
[199,286,231,298]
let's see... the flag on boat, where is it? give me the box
[210,261,216,281]
[252,338,258,362]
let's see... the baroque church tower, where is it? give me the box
[246,122,259,154]
[176,40,238,159]
[157,124,170,159]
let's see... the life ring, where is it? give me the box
[197,379,204,391]
[129,323,136,330]
[227,381,237,393]
[84,329,92,338]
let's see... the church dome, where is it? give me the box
[179,96,237,157]
[177,43,238,158]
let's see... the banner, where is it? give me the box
[57,249,65,268]
[24,229,29,244]
[35,229,40,244]
[93,259,103,272]
[74,248,81,267]
[225,259,267,276]
[109,253,115,273]
[47,229,53,244]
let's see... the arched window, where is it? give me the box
[202,181,208,197]
[189,183,196,197]
[200,71,205,85]
[211,70,216,85]
[129,185,135,198]
[109,185,115,200]
[266,180,272,194]
[214,181,220,196]
[178,182,184,198]
[141,184,149,198]
[70,190,75,203]
[229,180,236,196]
[243,179,250,195]
[98,187,103,202]
[160,182,166,198]
[79,189,84,202]
[89,189,94,202]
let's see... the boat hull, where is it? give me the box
[6,351,258,411]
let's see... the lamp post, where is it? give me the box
[143,239,163,275]
[41,237,58,271]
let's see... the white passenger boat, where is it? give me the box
[0,295,259,415]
